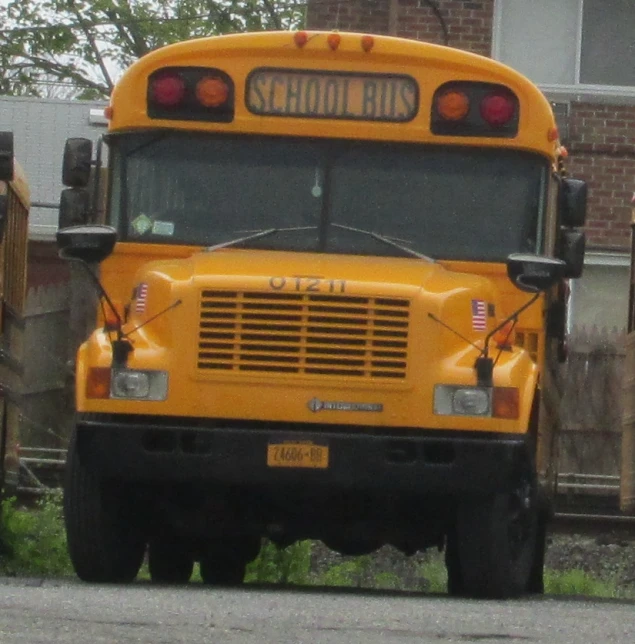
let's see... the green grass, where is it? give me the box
[417,551,448,593]
[544,568,628,599]
[1,495,633,599]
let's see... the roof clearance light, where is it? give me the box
[361,35,374,52]
[480,92,516,127]
[294,31,308,48]
[103,106,113,120]
[196,76,229,108]
[436,90,470,121]
[150,73,186,107]
[327,33,341,50]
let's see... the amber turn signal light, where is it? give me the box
[196,76,229,107]
[86,367,111,399]
[492,387,519,419]
[436,90,470,121]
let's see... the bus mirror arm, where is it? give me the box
[476,291,541,387]
[59,250,132,366]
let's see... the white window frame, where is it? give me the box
[492,0,635,104]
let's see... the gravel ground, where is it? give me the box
[308,531,635,595]
[545,532,635,592]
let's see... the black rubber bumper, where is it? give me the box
[75,415,529,496]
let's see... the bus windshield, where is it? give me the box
[108,132,547,262]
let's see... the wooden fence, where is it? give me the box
[558,325,625,492]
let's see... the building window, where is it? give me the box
[568,253,630,334]
[493,0,635,91]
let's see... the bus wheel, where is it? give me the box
[199,537,260,586]
[457,481,537,599]
[64,431,145,583]
[148,538,194,584]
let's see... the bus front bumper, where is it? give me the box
[74,415,530,497]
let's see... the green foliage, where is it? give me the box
[318,555,373,588]
[0,0,306,98]
[544,568,623,598]
[374,571,403,590]
[0,493,72,577]
[245,539,312,585]
[417,551,448,593]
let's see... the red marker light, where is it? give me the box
[480,92,516,126]
[150,73,186,107]
[327,33,341,50]
[294,31,308,48]
[361,35,374,52]
[103,106,113,120]
[548,126,559,142]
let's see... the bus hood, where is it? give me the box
[128,248,502,361]
[80,248,537,431]
[139,247,492,295]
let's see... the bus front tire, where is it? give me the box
[64,431,145,583]
[456,487,538,599]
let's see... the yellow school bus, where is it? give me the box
[0,132,29,501]
[57,31,587,597]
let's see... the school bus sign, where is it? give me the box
[247,68,418,122]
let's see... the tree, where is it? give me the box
[0,0,306,99]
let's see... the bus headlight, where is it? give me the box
[111,369,168,401]
[434,385,491,416]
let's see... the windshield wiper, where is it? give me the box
[205,226,317,252]
[330,224,434,262]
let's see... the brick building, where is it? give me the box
[307,0,635,332]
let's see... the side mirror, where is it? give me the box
[507,254,566,293]
[0,131,14,181]
[57,225,117,264]
[560,178,587,228]
[62,138,93,188]
[59,188,91,228]
[559,229,585,279]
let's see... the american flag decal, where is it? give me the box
[471,299,487,331]
[135,283,149,313]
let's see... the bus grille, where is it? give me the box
[198,290,410,379]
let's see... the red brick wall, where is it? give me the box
[396,0,493,56]
[307,0,390,34]
[307,0,494,56]
[566,103,635,248]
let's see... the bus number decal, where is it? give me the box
[268,277,346,293]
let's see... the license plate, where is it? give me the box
[267,442,329,469]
